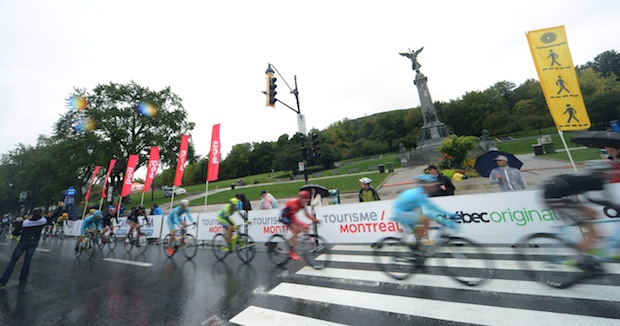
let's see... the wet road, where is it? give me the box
[1,238,619,325]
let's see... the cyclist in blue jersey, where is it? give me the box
[217,198,246,252]
[393,175,458,243]
[166,200,194,255]
[75,210,102,252]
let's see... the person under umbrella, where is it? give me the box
[489,155,527,192]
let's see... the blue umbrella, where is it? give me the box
[474,151,523,177]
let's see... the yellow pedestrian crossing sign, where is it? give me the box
[526,26,590,131]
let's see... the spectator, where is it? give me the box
[602,146,620,164]
[0,208,47,287]
[259,190,278,209]
[235,193,252,219]
[309,188,322,215]
[426,165,455,197]
[359,177,380,202]
[489,155,527,191]
[150,203,163,216]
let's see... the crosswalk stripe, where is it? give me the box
[269,282,619,326]
[36,248,50,252]
[229,306,347,326]
[332,244,579,255]
[296,266,620,302]
[102,258,153,267]
[325,254,620,274]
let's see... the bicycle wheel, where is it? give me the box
[107,233,117,251]
[96,233,106,250]
[266,234,290,266]
[299,235,331,269]
[58,230,65,241]
[373,237,416,280]
[74,239,84,258]
[439,237,494,286]
[212,234,229,260]
[136,234,148,255]
[516,233,585,289]
[85,238,97,259]
[162,234,175,258]
[182,234,198,260]
[236,233,256,263]
[124,234,134,253]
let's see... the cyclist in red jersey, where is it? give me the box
[280,191,320,260]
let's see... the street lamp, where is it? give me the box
[87,144,94,155]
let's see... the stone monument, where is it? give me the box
[400,47,450,163]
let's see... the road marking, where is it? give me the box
[102,258,152,267]
[332,244,579,255]
[325,254,620,274]
[36,248,50,252]
[297,266,620,302]
[229,306,346,326]
[270,283,618,326]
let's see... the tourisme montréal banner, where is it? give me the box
[121,154,139,197]
[207,124,221,182]
[143,146,159,192]
[84,166,100,204]
[101,159,117,199]
[526,26,590,131]
[174,134,189,187]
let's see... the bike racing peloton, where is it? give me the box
[393,175,458,244]
[75,210,102,252]
[280,191,320,260]
[166,200,194,256]
[216,198,246,252]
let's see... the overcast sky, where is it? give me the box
[1,0,619,164]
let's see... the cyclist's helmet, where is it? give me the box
[180,199,189,207]
[93,210,102,217]
[359,177,372,185]
[298,190,311,201]
[229,198,241,210]
[89,208,96,214]
[137,205,145,210]
[62,213,68,217]
[414,174,439,185]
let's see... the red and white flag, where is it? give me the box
[174,134,189,187]
[101,159,117,199]
[121,154,139,197]
[143,146,160,192]
[85,166,101,204]
[207,124,221,181]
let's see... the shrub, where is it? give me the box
[437,135,478,169]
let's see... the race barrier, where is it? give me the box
[48,184,619,245]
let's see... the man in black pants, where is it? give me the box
[0,208,47,287]
[426,165,455,197]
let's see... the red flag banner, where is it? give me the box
[121,154,139,197]
[85,166,101,204]
[174,134,189,187]
[207,124,221,181]
[102,159,117,199]
[144,146,160,192]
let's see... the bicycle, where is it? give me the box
[75,229,98,259]
[52,225,65,242]
[516,218,620,289]
[265,222,331,269]
[42,225,54,242]
[163,223,198,260]
[96,229,117,251]
[212,222,256,263]
[372,218,493,286]
[124,224,149,254]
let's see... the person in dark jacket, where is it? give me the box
[235,193,252,220]
[0,208,47,287]
[426,165,455,197]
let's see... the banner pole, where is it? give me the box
[558,130,578,172]
[140,192,145,206]
[81,201,88,219]
[170,191,175,211]
[204,181,209,214]
[116,194,122,220]
[99,198,104,211]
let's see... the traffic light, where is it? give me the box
[311,133,320,158]
[266,65,277,108]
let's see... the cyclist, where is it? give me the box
[126,205,148,245]
[55,213,69,234]
[543,160,620,252]
[359,177,381,202]
[1,214,9,236]
[216,198,245,252]
[43,211,55,237]
[101,206,118,237]
[280,191,320,260]
[75,210,102,252]
[393,175,458,244]
[166,199,194,255]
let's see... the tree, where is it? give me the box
[580,50,620,80]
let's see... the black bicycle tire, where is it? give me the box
[516,233,585,289]
[373,236,416,280]
[183,234,198,260]
[107,233,117,251]
[235,233,256,263]
[266,234,290,266]
[300,234,331,270]
[440,236,494,287]
[124,234,134,253]
[212,234,229,260]
[85,238,97,259]
[136,233,148,255]
[74,239,84,258]
[163,234,175,258]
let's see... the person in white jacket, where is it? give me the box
[259,190,279,209]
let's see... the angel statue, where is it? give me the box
[400,47,424,73]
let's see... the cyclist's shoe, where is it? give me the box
[223,244,231,253]
[167,247,174,255]
[577,255,605,276]
[289,250,301,261]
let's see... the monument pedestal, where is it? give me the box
[413,72,449,150]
